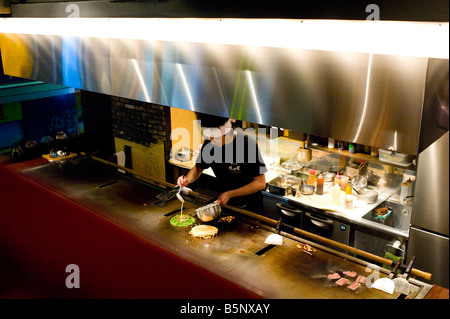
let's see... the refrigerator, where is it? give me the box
[408,131,449,288]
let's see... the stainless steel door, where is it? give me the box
[408,227,449,288]
[412,132,449,236]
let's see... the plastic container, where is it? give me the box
[370,146,378,157]
[378,149,413,166]
[297,141,312,162]
[316,174,324,195]
[340,176,349,190]
[328,138,335,149]
[344,195,354,209]
[308,168,316,186]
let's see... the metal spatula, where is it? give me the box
[372,259,402,294]
[264,217,283,245]
[151,187,179,207]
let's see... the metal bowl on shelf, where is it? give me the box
[322,171,336,182]
[196,202,222,222]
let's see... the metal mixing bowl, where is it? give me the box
[356,189,379,204]
[322,171,336,182]
[351,175,368,188]
[300,184,315,195]
[196,202,222,222]
[50,148,68,158]
[174,147,192,162]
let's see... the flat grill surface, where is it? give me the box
[19,160,404,299]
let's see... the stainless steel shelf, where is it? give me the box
[310,144,416,171]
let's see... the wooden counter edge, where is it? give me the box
[426,285,449,299]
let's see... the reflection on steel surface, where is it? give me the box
[354,53,373,142]
[413,132,449,236]
[418,58,450,153]
[0,32,429,154]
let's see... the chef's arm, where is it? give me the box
[177,166,204,188]
[215,174,266,205]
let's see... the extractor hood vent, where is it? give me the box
[1,18,448,154]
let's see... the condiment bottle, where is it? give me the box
[334,172,341,187]
[308,167,316,186]
[400,180,409,203]
[316,174,324,195]
[332,185,341,206]
[349,143,355,154]
[345,184,352,195]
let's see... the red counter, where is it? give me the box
[0,161,261,299]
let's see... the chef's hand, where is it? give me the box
[177,175,188,188]
[215,191,231,206]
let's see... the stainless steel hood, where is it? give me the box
[0,22,436,154]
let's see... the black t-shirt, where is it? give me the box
[195,133,267,212]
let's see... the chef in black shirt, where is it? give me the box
[177,113,267,213]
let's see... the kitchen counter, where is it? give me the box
[283,185,410,239]
[1,158,434,299]
[170,155,409,239]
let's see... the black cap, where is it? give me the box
[196,112,229,128]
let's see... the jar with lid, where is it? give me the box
[316,174,324,195]
[344,194,354,210]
